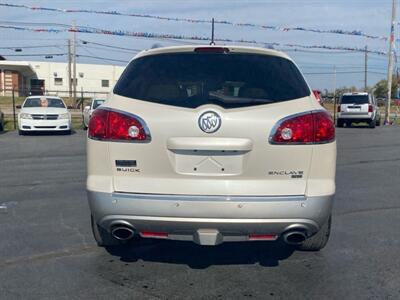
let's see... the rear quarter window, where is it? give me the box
[114,52,310,109]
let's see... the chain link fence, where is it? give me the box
[0,88,110,130]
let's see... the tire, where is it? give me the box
[0,122,3,132]
[297,215,331,251]
[18,130,25,136]
[369,120,376,128]
[64,130,72,135]
[336,120,344,128]
[91,215,121,247]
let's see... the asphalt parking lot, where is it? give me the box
[0,128,399,300]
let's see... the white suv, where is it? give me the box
[87,45,336,251]
[337,92,381,128]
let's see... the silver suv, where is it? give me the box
[337,92,381,128]
[87,45,336,251]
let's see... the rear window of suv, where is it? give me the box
[114,52,310,109]
[341,95,369,104]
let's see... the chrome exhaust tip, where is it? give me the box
[282,231,307,245]
[111,226,135,241]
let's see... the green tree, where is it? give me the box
[373,76,398,99]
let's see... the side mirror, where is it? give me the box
[67,105,74,109]
[16,105,21,109]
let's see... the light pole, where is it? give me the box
[385,0,397,125]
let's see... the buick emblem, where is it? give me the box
[198,111,221,133]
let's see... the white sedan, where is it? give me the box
[83,99,105,129]
[18,96,72,135]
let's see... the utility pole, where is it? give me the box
[210,18,215,45]
[72,20,77,106]
[67,39,72,105]
[364,45,368,91]
[333,65,337,123]
[385,0,397,125]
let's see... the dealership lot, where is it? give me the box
[0,128,399,299]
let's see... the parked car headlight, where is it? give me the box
[59,113,70,120]
[20,113,32,119]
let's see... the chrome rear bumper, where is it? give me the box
[88,191,333,245]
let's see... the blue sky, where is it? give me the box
[0,0,397,90]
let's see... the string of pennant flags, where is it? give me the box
[0,24,388,56]
[0,2,391,41]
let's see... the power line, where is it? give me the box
[0,3,389,41]
[0,44,67,49]
[78,44,138,54]
[0,24,387,56]
[282,49,366,55]
[0,20,70,28]
[76,54,129,63]
[2,53,66,56]
[304,71,386,75]
[300,66,387,72]
[79,39,142,52]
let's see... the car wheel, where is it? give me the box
[18,130,25,136]
[91,215,121,247]
[0,123,3,131]
[369,120,376,128]
[64,130,72,135]
[297,215,331,251]
[336,120,343,128]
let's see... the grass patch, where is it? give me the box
[0,96,26,108]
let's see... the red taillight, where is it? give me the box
[88,108,149,141]
[270,111,335,144]
[314,111,335,143]
[88,108,108,139]
[337,105,341,112]
[194,47,229,53]
[368,104,373,112]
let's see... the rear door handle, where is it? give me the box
[167,137,253,151]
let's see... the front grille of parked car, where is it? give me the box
[31,114,59,120]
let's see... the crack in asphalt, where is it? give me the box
[337,157,400,166]
[340,142,400,150]
[0,246,99,269]
[0,154,85,162]
[0,179,84,189]
[336,206,400,216]
[59,212,89,247]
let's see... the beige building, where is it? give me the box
[0,60,125,97]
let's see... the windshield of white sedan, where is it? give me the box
[114,53,310,109]
[23,98,66,108]
[93,100,105,109]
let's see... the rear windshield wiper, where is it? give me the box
[208,92,274,104]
